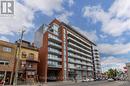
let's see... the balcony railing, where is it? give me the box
[48,57,62,62]
[68,37,91,50]
[68,47,92,58]
[48,63,62,68]
[68,42,92,55]
[48,41,62,49]
[48,48,62,55]
[48,34,62,42]
[26,58,39,63]
[67,32,91,46]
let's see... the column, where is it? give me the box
[10,72,13,85]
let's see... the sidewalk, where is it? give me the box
[4,80,80,86]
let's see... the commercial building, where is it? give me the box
[35,19,101,82]
[15,40,39,83]
[0,40,16,85]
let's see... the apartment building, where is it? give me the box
[35,19,101,82]
[15,40,39,83]
[92,46,101,79]
[0,40,16,85]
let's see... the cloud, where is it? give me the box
[0,36,9,42]
[83,0,130,37]
[99,34,107,39]
[72,26,98,42]
[57,11,73,23]
[98,43,130,55]
[0,1,34,35]
[22,0,64,16]
[0,0,65,36]
[114,37,126,43]
[68,0,74,7]
[101,56,128,71]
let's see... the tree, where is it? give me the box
[106,69,119,78]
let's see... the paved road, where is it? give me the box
[46,81,130,86]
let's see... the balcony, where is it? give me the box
[68,42,92,55]
[67,31,92,47]
[68,47,92,58]
[48,34,62,43]
[68,64,76,69]
[68,53,92,63]
[48,63,62,68]
[48,57,62,62]
[48,48,62,55]
[48,41,62,49]
[68,37,91,50]
[87,67,93,71]
[26,57,39,63]
[26,67,37,71]
[87,63,93,67]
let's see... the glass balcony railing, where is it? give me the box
[48,63,62,68]
[68,42,92,55]
[48,41,62,49]
[68,53,92,63]
[48,57,62,61]
[68,47,92,58]
[48,34,61,42]
[67,32,91,46]
[68,37,91,50]
[48,48,62,55]
[87,67,93,71]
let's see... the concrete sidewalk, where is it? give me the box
[4,81,80,86]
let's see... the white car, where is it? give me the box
[82,78,94,82]
[108,78,114,82]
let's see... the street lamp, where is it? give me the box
[13,29,25,86]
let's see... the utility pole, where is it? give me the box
[13,29,25,86]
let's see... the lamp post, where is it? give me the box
[13,29,25,86]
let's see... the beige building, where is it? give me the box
[0,40,16,85]
[15,40,39,83]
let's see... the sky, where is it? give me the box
[0,0,130,72]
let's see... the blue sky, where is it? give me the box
[0,0,130,72]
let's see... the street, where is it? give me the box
[46,81,130,86]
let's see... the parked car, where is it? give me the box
[108,78,114,82]
[82,78,94,82]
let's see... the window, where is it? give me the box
[3,47,11,52]
[28,63,32,68]
[22,52,27,59]
[0,60,9,65]
[29,53,34,60]
[51,24,59,35]
[21,61,26,68]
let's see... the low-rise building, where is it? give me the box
[0,40,16,85]
[15,40,39,83]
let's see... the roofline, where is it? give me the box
[60,22,96,46]
[0,40,16,45]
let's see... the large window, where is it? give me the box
[50,24,59,35]
[3,47,11,52]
